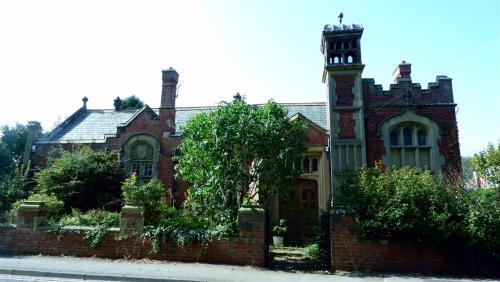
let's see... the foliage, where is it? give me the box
[176,99,306,226]
[9,193,64,224]
[0,123,28,166]
[59,209,120,227]
[143,207,236,253]
[84,216,118,248]
[0,163,31,212]
[272,219,288,236]
[462,188,500,251]
[120,95,144,110]
[336,166,464,242]
[0,142,12,176]
[303,243,321,260]
[121,174,166,224]
[471,142,500,188]
[35,146,125,212]
[57,209,119,249]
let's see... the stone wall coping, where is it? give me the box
[121,205,145,213]
[0,223,16,230]
[238,206,265,214]
[18,201,47,211]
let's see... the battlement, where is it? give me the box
[362,75,454,106]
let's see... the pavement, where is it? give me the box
[0,255,495,282]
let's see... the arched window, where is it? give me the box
[388,123,432,170]
[390,130,399,146]
[403,127,412,145]
[311,158,318,172]
[417,128,427,145]
[130,142,154,178]
[381,112,443,172]
[302,158,310,172]
[123,135,160,179]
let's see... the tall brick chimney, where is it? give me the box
[160,68,179,135]
[23,121,42,165]
[161,68,179,109]
[392,61,412,83]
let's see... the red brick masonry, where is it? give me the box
[330,213,499,276]
[0,204,268,267]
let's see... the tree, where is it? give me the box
[176,99,306,225]
[35,146,125,212]
[1,123,28,166]
[0,142,11,176]
[0,163,30,212]
[120,95,144,110]
[471,141,500,188]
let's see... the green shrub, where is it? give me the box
[9,193,64,224]
[35,146,125,212]
[59,209,120,227]
[58,209,120,249]
[463,188,500,251]
[121,174,166,224]
[303,243,321,260]
[143,208,236,253]
[0,163,31,213]
[337,166,463,242]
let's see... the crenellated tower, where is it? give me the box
[321,19,366,199]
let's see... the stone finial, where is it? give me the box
[338,12,343,25]
[82,96,89,109]
[233,92,242,101]
[114,96,122,111]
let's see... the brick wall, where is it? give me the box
[330,213,499,276]
[0,203,268,267]
[363,106,461,174]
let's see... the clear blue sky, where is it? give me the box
[0,0,498,156]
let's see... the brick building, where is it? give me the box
[26,22,460,243]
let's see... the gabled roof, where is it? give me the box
[175,102,327,133]
[36,110,137,144]
[36,102,327,144]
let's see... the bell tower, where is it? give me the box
[321,15,366,201]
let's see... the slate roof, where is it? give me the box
[175,103,327,133]
[36,102,327,144]
[36,110,137,144]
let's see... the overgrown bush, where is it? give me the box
[59,209,120,227]
[57,209,120,249]
[35,146,125,212]
[462,188,500,251]
[176,99,306,227]
[0,163,31,213]
[336,166,463,242]
[143,207,236,253]
[121,174,166,224]
[9,193,64,224]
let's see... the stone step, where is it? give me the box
[270,247,305,258]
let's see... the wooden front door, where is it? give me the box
[279,179,318,245]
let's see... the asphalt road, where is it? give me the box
[0,255,495,282]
